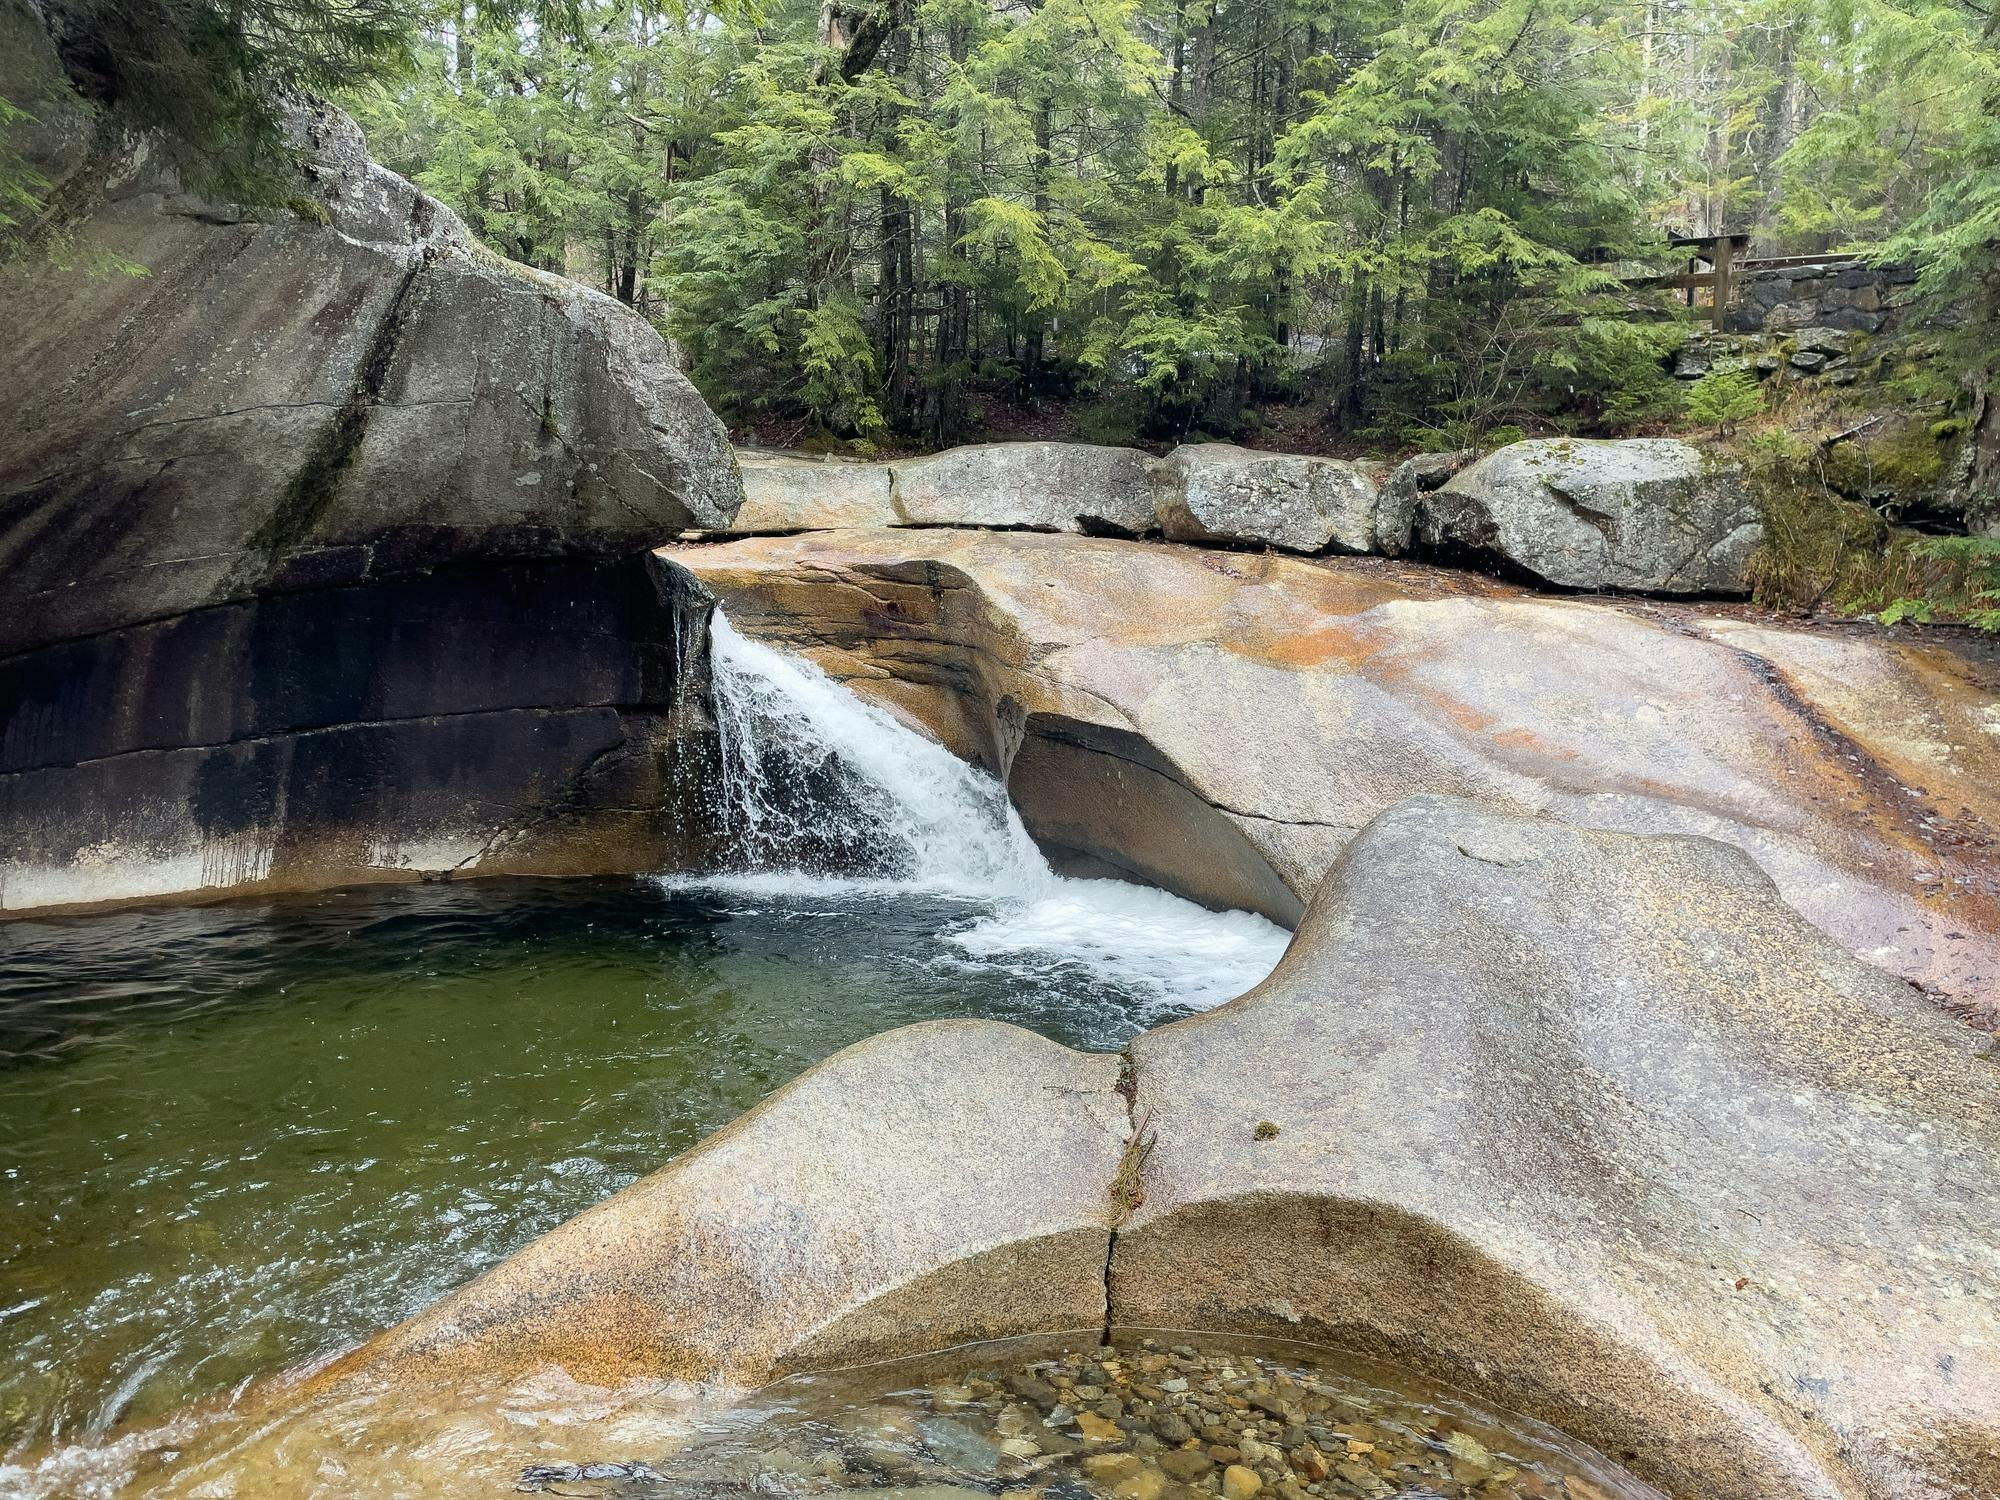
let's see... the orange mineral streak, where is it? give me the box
[661,528,2000,1012]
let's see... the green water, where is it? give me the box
[0,877,1220,1464]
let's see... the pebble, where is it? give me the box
[522,1337,1656,1500]
[1159,1449,1215,1481]
[1075,1411,1123,1443]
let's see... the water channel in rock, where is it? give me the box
[0,617,1290,1487]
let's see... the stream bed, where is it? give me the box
[0,876,1283,1472]
[565,1332,1668,1500]
[165,1330,1659,1500]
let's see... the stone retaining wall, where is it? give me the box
[1724,260,1914,336]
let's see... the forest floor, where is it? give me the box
[734,384,1380,460]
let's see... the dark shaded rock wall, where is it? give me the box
[0,16,741,914]
[0,556,719,911]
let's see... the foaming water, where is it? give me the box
[680,614,1290,1009]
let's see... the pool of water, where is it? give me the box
[11,1330,1670,1500]
[626,1332,1667,1500]
[0,876,1282,1467]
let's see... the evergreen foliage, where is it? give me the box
[1882,537,2000,630]
[1684,368,1762,435]
[35,0,418,194]
[10,0,1999,446]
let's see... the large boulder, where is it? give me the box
[0,50,742,914]
[1116,797,2000,1500]
[1418,437,1762,593]
[725,442,1159,536]
[890,441,1159,535]
[1157,442,1377,553]
[667,529,2000,1006]
[1373,448,1475,556]
[0,100,738,649]
[199,800,2000,1500]
[733,452,899,532]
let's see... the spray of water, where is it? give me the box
[673,613,1290,1012]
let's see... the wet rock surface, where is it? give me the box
[248,797,1998,1500]
[515,1337,1657,1500]
[667,529,2000,1006]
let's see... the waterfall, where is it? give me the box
[706,614,1054,894]
[678,612,1290,1011]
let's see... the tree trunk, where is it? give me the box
[454,1,474,87]
[1024,94,1053,385]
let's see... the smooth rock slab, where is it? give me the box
[1158,443,1377,553]
[1420,437,1761,593]
[1118,796,2000,1500]
[891,441,1160,535]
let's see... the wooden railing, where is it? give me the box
[1623,234,1862,331]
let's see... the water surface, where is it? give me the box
[0,877,1276,1465]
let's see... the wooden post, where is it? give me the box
[1710,234,1734,332]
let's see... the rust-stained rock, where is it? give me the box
[662,529,2000,1008]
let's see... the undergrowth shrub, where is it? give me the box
[1738,430,1963,617]
[1685,369,1763,436]
[1880,538,2000,629]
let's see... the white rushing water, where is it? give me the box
[671,613,1290,1011]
